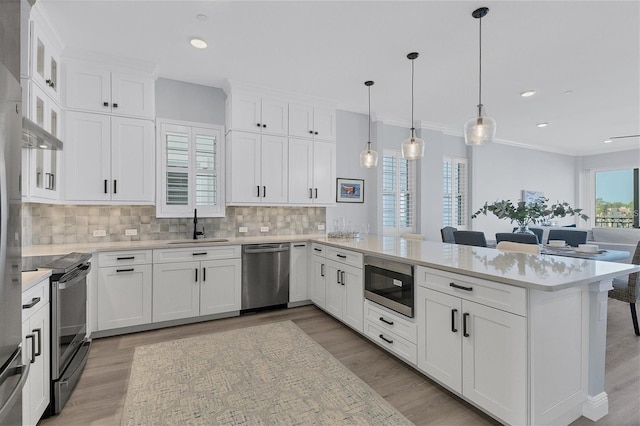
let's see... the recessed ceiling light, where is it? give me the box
[536,122,548,128]
[39,144,47,149]
[520,90,536,97]
[196,14,208,21]
[563,90,574,95]
[603,139,613,144]
[190,38,208,49]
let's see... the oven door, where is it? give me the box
[51,263,90,380]
[364,262,414,317]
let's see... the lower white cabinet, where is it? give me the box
[363,300,417,365]
[289,242,309,303]
[309,244,327,308]
[22,277,50,426]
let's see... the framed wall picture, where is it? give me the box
[336,178,364,203]
[522,190,545,204]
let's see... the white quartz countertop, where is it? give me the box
[314,236,640,292]
[22,269,52,292]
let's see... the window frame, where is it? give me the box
[589,167,639,229]
[443,156,468,230]
[382,149,416,236]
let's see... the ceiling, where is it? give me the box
[38,0,640,156]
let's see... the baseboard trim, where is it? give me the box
[582,392,608,421]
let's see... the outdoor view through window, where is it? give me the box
[595,168,639,228]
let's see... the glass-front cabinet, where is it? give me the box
[157,121,225,218]
[30,18,61,103]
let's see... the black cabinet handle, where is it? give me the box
[192,252,207,256]
[257,186,260,197]
[116,268,134,273]
[293,244,305,247]
[320,263,325,277]
[117,256,135,260]
[463,313,470,337]
[336,254,347,259]
[336,269,341,284]
[50,173,55,190]
[195,268,198,282]
[113,180,117,194]
[308,130,313,134]
[50,81,55,88]
[256,123,261,127]
[314,131,318,135]
[379,317,394,326]
[263,124,266,128]
[104,179,108,194]
[113,103,118,108]
[314,188,318,199]
[26,334,36,363]
[341,271,345,285]
[45,173,51,189]
[32,328,42,357]
[103,102,109,107]
[263,186,266,197]
[22,297,41,309]
[314,247,322,252]
[203,267,206,282]
[309,188,313,199]
[450,282,473,292]
[451,309,458,333]
[379,334,393,344]
[46,79,51,85]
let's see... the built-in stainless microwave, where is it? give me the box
[364,256,414,317]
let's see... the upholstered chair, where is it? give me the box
[608,241,640,336]
[512,227,544,244]
[440,226,457,244]
[547,229,588,247]
[453,230,487,247]
[497,232,539,245]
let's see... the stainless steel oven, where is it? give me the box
[364,256,414,317]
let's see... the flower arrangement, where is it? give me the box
[471,197,589,231]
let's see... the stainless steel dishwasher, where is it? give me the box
[241,243,290,311]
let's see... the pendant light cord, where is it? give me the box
[477,15,483,117]
[411,56,415,136]
[368,83,371,149]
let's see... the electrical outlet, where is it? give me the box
[125,229,138,236]
[239,227,248,233]
[318,224,325,231]
[93,230,106,237]
[260,226,269,232]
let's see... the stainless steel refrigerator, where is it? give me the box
[0,0,26,423]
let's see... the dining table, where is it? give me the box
[541,245,630,262]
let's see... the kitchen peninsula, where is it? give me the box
[22,235,639,426]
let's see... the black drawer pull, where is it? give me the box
[22,297,41,309]
[379,317,394,326]
[314,188,318,198]
[379,334,393,344]
[309,188,313,199]
[341,271,345,285]
[195,268,198,282]
[336,254,347,259]
[293,244,305,247]
[450,282,473,292]
[117,256,135,260]
[336,269,341,284]
[320,263,325,277]
[104,179,108,194]
[26,334,36,363]
[32,328,42,356]
[192,252,207,256]
[314,248,322,252]
[203,267,206,282]
[451,309,458,333]
[116,268,134,273]
[463,313,470,337]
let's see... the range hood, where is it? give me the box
[22,117,64,150]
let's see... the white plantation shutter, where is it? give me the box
[383,150,416,235]
[443,157,467,229]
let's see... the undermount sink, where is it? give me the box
[166,238,229,245]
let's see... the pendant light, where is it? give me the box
[464,7,496,146]
[401,52,424,160]
[360,81,378,168]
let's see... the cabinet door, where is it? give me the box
[312,141,336,204]
[21,319,32,426]
[200,258,241,315]
[31,22,60,103]
[260,97,288,135]
[310,254,326,308]
[111,117,154,202]
[227,131,261,203]
[342,263,363,333]
[461,300,527,426]
[65,64,111,114]
[229,93,261,132]
[152,262,200,322]
[111,72,155,118]
[65,111,111,201]
[97,265,152,330]
[288,138,313,204]
[416,287,462,393]
[260,135,288,203]
[288,102,314,138]
[313,107,336,141]
[324,261,343,319]
[289,243,308,303]
[27,304,50,423]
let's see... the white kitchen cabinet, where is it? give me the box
[226,131,288,204]
[97,265,152,331]
[288,138,336,205]
[65,111,154,203]
[289,242,309,303]
[227,92,288,135]
[289,102,336,141]
[199,258,242,315]
[22,277,50,426]
[27,13,62,103]
[417,275,527,426]
[65,63,154,118]
[310,244,327,308]
[325,260,363,332]
[156,121,225,218]
[153,261,201,322]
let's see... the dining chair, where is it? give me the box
[453,230,487,247]
[402,233,424,240]
[547,229,588,247]
[440,226,457,243]
[497,232,539,244]
[608,241,640,335]
[512,227,544,244]
[496,241,541,255]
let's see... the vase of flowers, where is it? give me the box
[471,198,589,233]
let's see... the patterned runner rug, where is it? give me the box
[122,320,413,425]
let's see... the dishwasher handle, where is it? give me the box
[243,246,289,254]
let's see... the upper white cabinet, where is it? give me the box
[227,92,288,135]
[156,121,225,218]
[65,111,154,203]
[65,63,155,119]
[289,103,336,141]
[226,131,288,205]
[288,138,335,204]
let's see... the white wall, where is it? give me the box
[155,78,226,125]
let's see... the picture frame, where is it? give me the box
[336,178,364,203]
[522,190,545,204]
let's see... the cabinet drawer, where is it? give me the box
[364,300,417,344]
[326,246,362,269]
[364,320,417,365]
[311,243,326,257]
[98,250,152,267]
[418,267,527,316]
[153,245,241,263]
[22,279,49,319]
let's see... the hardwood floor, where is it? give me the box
[41,299,639,426]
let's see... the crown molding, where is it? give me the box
[224,79,337,107]
[371,113,410,128]
[63,47,158,76]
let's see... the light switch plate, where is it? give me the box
[125,229,138,236]
[93,230,106,237]
[239,227,248,233]
[260,226,269,232]
[318,224,325,230]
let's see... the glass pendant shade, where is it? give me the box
[464,114,496,146]
[401,132,425,159]
[360,144,378,168]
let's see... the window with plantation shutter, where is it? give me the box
[383,150,416,235]
[157,121,225,218]
[443,157,467,229]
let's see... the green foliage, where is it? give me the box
[471,198,589,227]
